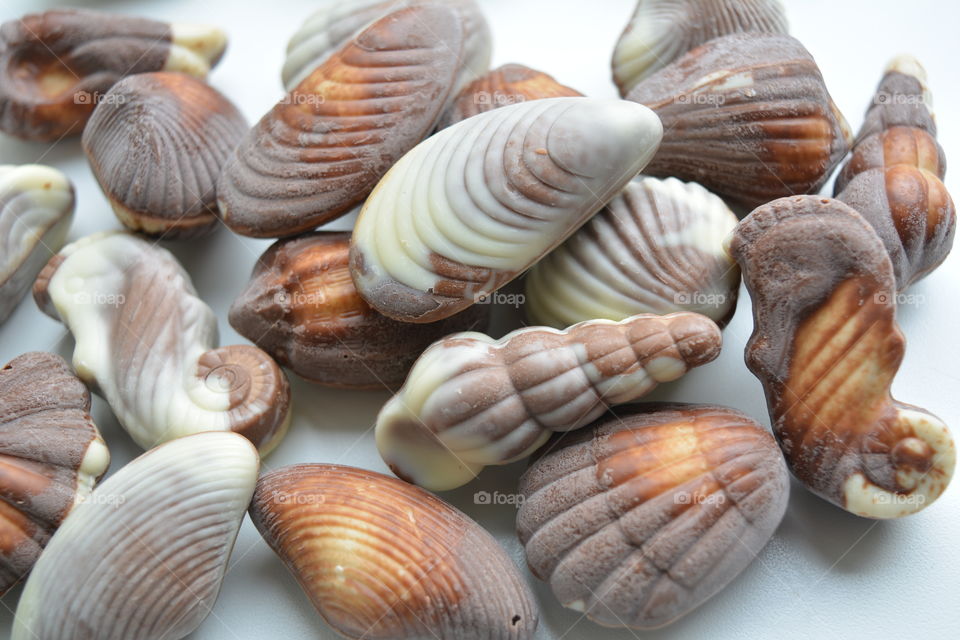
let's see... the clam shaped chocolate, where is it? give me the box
[218,4,477,238]
[282,0,491,91]
[518,403,788,629]
[612,0,788,95]
[526,176,740,329]
[13,431,258,640]
[0,352,109,596]
[82,72,246,239]
[835,56,955,289]
[250,464,538,640]
[0,8,226,141]
[0,164,74,324]
[230,231,490,389]
[33,232,291,453]
[730,195,955,518]
[377,312,721,490]
[351,97,664,323]
[626,33,851,209]
[438,63,582,129]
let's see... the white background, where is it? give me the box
[1,1,959,638]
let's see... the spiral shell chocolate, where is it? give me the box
[376,312,722,490]
[82,72,247,239]
[835,56,955,289]
[525,176,740,329]
[350,97,664,323]
[230,231,490,389]
[218,4,477,238]
[0,8,226,141]
[12,431,258,640]
[249,464,538,640]
[730,195,955,518]
[32,232,291,453]
[0,351,109,596]
[0,164,74,324]
[517,403,789,629]
[626,33,851,209]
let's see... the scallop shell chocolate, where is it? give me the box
[350,97,664,323]
[626,32,852,209]
[730,195,955,518]
[0,164,74,324]
[32,231,291,453]
[12,431,258,640]
[525,176,740,329]
[377,312,721,490]
[0,351,109,596]
[612,0,788,95]
[518,403,789,629]
[82,72,247,239]
[0,8,226,141]
[250,464,538,640]
[230,231,490,389]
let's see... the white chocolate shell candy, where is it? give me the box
[0,351,110,596]
[250,464,538,640]
[32,231,291,453]
[377,312,721,491]
[12,431,259,640]
[350,97,664,323]
[612,0,787,95]
[0,164,74,324]
[525,177,740,329]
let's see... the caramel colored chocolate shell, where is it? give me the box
[249,464,538,640]
[518,403,788,629]
[729,195,955,518]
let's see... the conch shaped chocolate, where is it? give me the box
[835,56,955,289]
[250,464,538,640]
[438,63,582,129]
[612,0,788,95]
[0,351,110,596]
[13,431,258,640]
[518,403,789,629]
[525,176,740,329]
[230,231,490,389]
[730,195,955,518]
[0,8,226,141]
[82,72,247,239]
[626,33,851,209]
[0,164,74,324]
[350,97,664,323]
[218,4,473,238]
[32,231,291,453]
[376,312,721,490]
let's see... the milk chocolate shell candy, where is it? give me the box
[626,33,851,209]
[0,352,109,596]
[438,63,582,129]
[730,195,955,518]
[835,56,955,289]
[351,97,664,323]
[525,176,740,329]
[282,0,491,92]
[218,4,473,238]
[32,232,291,453]
[230,231,490,389]
[0,164,74,324]
[12,431,259,640]
[377,312,721,491]
[82,72,247,239]
[517,403,789,629]
[0,9,226,141]
[250,464,538,640]
[612,0,787,95]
